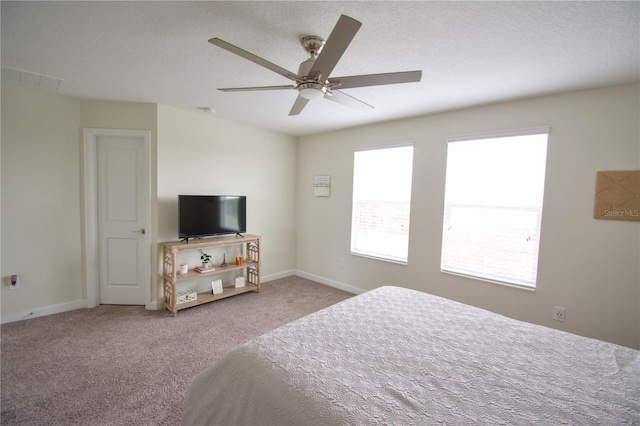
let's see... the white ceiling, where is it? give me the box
[2,1,638,137]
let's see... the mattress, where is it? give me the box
[183,286,640,425]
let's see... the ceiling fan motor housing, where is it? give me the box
[297,55,329,99]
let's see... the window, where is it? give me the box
[351,143,414,264]
[441,128,549,289]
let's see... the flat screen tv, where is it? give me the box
[178,195,246,241]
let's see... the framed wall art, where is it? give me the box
[594,170,640,222]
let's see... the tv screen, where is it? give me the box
[178,195,246,240]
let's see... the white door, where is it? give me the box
[95,133,150,305]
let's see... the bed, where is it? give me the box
[183,286,639,425]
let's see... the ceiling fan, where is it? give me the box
[208,15,422,116]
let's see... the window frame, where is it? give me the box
[440,127,549,290]
[350,142,415,265]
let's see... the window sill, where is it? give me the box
[441,269,536,292]
[351,251,408,266]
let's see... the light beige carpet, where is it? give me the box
[1,276,353,425]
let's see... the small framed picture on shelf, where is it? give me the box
[235,275,245,288]
[211,279,223,295]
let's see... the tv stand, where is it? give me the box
[162,234,261,316]
[180,237,204,244]
[235,232,245,238]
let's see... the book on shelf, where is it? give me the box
[194,266,216,273]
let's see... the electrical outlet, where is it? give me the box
[553,306,565,322]
[8,274,19,290]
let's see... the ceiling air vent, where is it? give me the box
[2,66,64,90]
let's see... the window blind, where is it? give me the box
[351,143,414,264]
[441,129,549,288]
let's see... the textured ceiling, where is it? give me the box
[2,1,638,137]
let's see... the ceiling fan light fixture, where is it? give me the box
[298,82,326,100]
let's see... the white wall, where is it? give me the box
[297,83,640,349]
[1,84,84,320]
[156,105,298,297]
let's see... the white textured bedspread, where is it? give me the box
[183,286,640,425]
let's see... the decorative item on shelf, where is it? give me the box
[179,263,189,275]
[235,255,243,265]
[194,266,216,274]
[220,253,227,268]
[235,275,245,288]
[176,290,197,305]
[199,250,213,269]
[211,279,223,295]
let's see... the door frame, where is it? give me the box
[83,128,152,308]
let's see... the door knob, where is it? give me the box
[133,228,146,235]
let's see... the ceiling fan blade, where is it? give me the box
[329,70,422,89]
[289,95,310,116]
[308,15,361,80]
[325,89,374,111]
[219,85,295,92]
[209,38,300,82]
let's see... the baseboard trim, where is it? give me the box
[146,300,163,310]
[1,299,86,324]
[262,270,296,282]
[295,270,365,295]
[0,271,362,323]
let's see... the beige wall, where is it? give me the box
[296,83,640,349]
[1,86,297,320]
[3,81,638,349]
[156,104,297,296]
[1,85,83,318]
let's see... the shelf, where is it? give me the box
[163,234,260,252]
[167,284,259,312]
[162,234,261,316]
[164,261,258,284]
